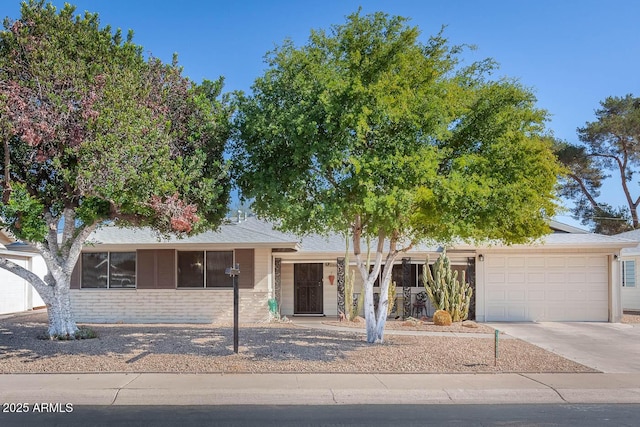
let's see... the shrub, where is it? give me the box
[39,325,98,341]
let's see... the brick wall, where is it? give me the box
[70,289,269,323]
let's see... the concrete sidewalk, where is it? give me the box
[2,373,640,405]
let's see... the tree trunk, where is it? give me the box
[44,275,78,338]
[374,260,395,343]
[364,279,376,342]
[353,232,388,343]
[0,221,96,339]
[631,205,639,229]
[0,256,79,338]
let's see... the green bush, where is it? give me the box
[39,326,98,341]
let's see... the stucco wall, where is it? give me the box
[622,255,640,310]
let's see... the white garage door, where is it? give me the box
[484,254,609,322]
[0,258,29,315]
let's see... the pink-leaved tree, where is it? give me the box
[0,1,231,338]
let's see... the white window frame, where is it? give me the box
[622,260,636,288]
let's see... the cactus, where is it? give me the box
[344,268,363,321]
[423,250,473,322]
[387,280,397,316]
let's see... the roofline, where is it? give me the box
[82,241,300,251]
[467,241,637,250]
[0,249,38,259]
[548,219,589,234]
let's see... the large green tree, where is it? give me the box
[555,94,640,234]
[233,11,560,343]
[0,1,231,337]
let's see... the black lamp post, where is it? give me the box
[225,264,240,353]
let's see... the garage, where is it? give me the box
[0,257,31,315]
[482,254,610,322]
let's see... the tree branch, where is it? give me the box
[43,211,61,261]
[60,207,77,258]
[352,215,362,257]
[591,145,639,224]
[33,241,61,275]
[567,173,600,209]
[0,256,52,301]
[64,221,98,275]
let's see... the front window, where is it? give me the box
[392,264,419,287]
[81,252,136,289]
[177,251,205,288]
[108,252,137,288]
[206,251,234,287]
[177,251,233,288]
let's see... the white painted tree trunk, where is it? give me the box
[360,260,394,343]
[363,280,376,342]
[44,273,78,338]
[352,230,403,344]
[374,257,396,342]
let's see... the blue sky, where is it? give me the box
[3,0,639,227]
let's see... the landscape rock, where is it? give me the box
[433,310,452,326]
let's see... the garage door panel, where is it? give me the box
[487,257,506,268]
[571,291,587,301]
[528,305,546,321]
[508,290,526,301]
[587,256,607,267]
[527,290,545,301]
[568,272,585,283]
[567,258,586,268]
[527,272,545,283]
[488,289,506,301]
[547,272,566,283]
[548,290,566,301]
[488,272,505,283]
[484,254,609,322]
[508,257,525,268]
[508,273,525,283]
[587,271,608,283]
[487,306,507,320]
[506,306,527,321]
[587,290,608,301]
[547,258,566,268]
[526,257,546,268]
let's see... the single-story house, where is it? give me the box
[67,216,636,324]
[614,228,640,311]
[0,229,46,315]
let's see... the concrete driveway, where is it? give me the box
[487,322,640,373]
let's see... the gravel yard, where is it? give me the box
[0,310,609,374]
